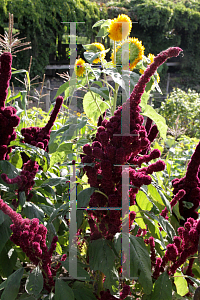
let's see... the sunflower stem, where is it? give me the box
[114,40,116,65]
[112,82,119,115]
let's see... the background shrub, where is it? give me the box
[158,88,200,138]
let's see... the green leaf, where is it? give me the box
[73,285,97,300]
[55,278,74,300]
[148,183,171,214]
[136,190,153,211]
[61,257,90,280]
[96,26,109,38]
[0,246,17,278]
[9,143,50,172]
[48,203,70,223]
[145,77,155,93]
[39,204,54,216]
[151,272,172,300]
[76,187,97,228]
[77,188,97,208]
[0,216,12,254]
[76,138,90,147]
[0,280,7,291]
[61,124,78,143]
[102,68,125,89]
[18,294,36,300]
[130,205,146,229]
[173,202,185,221]
[77,117,88,130]
[145,211,175,243]
[6,91,21,103]
[83,91,108,122]
[84,51,101,64]
[156,187,172,214]
[23,203,45,222]
[157,215,176,243]
[56,242,62,255]
[0,210,5,225]
[142,215,165,251]
[19,191,26,207]
[0,161,19,179]
[92,19,106,28]
[89,239,116,280]
[49,125,70,144]
[174,270,189,296]
[129,235,153,294]
[42,177,67,187]
[142,295,151,300]
[140,91,151,109]
[141,105,168,140]
[9,151,23,169]
[1,267,24,300]
[90,87,110,100]
[57,142,73,153]
[92,19,111,28]
[54,81,69,99]
[25,266,43,296]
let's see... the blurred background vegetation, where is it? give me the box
[0,0,199,87]
[0,0,200,134]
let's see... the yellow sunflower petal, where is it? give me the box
[108,14,132,41]
[147,53,155,64]
[75,58,86,77]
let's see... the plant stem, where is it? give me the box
[112,83,119,115]
[114,40,116,65]
[97,271,104,296]
[100,79,115,92]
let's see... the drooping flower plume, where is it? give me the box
[20,96,63,153]
[172,141,200,222]
[1,159,39,207]
[0,52,20,160]
[140,53,160,83]
[82,47,182,241]
[150,217,200,279]
[0,197,66,292]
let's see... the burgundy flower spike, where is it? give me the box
[0,198,66,292]
[0,52,20,160]
[81,47,183,240]
[21,96,63,153]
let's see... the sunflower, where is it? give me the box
[108,14,132,41]
[75,58,86,77]
[86,43,105,64]
[111,37,145,70]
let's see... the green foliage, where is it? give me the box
[0,12,199,300]
[0,0,106,77]
[107,0,200,85]
[159,88,200,138]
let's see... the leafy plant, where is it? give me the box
[159,88,200,138]
[0,12,200,300]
